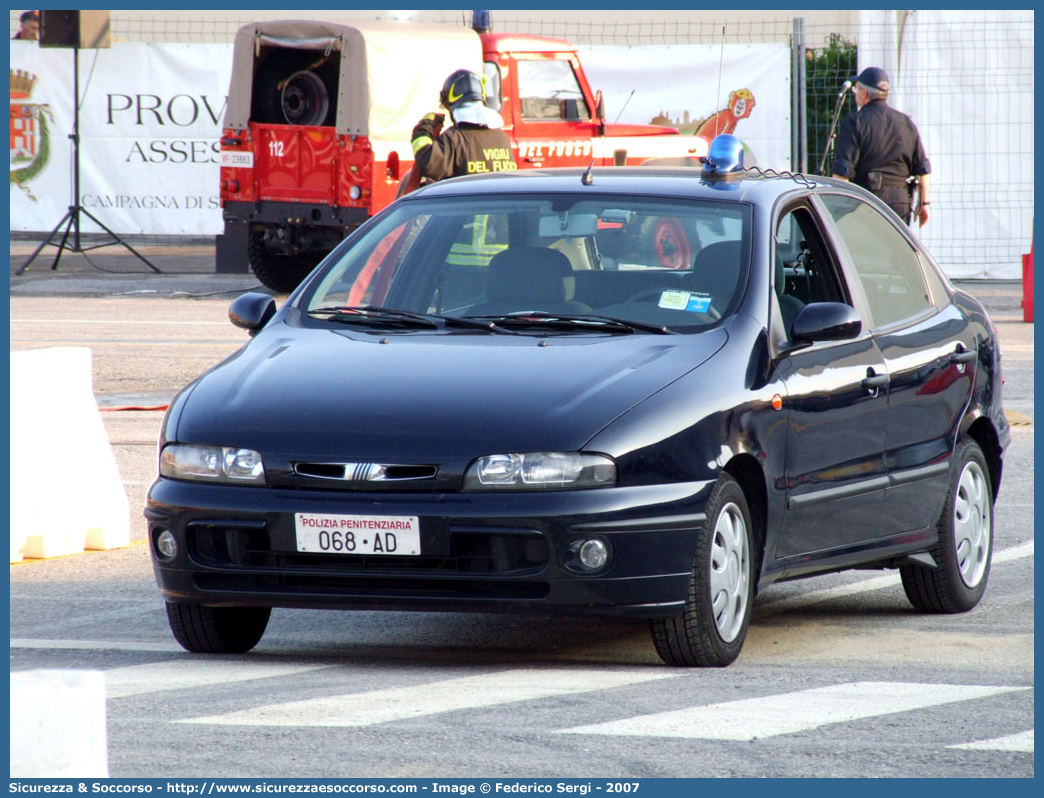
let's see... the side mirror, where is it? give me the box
[791,302,862,342]
[594,89,605,135]
[229,292,277,334]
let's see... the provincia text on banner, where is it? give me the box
[10,41,232,236]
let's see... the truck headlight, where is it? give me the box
[464,452,616,490]
[159,444,265,484]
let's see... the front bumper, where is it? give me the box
[145,478,713,619]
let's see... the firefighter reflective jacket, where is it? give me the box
[412,118,517,182]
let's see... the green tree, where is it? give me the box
[804,33,858,175]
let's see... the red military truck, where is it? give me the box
[217,18,708,291]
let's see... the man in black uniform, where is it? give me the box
[831,66,931,227]
[411,69,517,183]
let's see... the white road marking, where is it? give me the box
[11,638,183,653]
[557,682,1029,741]
[761,540,1034,611]
[105,661,331,699]
[178,668,677,727]
[950,729,1034,752]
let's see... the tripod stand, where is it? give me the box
[17,46,159,275]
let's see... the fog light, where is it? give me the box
[578,539,609,570]
[156,530,178,560]
[349,185,362,200]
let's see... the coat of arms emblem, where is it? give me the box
[10,69,53,200]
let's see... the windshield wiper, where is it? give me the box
[308,306,514,333]
[469,311,674,335]
[309,306,441,329]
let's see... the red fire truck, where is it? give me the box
[217,18,708,291]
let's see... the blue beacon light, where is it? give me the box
[701,134,746,185]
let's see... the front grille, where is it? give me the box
[293,462,439,482]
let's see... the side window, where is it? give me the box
[517,59,589,120]
[821,194,932,328]
[483,61,502,112]
[774,207,847,306]
[919,253,950,307]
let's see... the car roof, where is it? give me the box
[404,167,851,206]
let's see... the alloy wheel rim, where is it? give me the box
[709,501,749,642]
[954,460,990,588]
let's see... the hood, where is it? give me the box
[174,324,727,460]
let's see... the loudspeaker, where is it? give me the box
[40,10,111,49]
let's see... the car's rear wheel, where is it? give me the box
[166,602,271,654]
[651,474,753,666]
[901,438,993,613]
[247,231,319,293]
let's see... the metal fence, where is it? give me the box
[10,10,1033,278]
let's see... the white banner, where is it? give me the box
[577,43,791,171]
[857,10,1032,279]
[11,41,232,235]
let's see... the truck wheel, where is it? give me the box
[252,50,337,127]
[247,233,319,293]
[166,602,270,654]
[639,216,694,269]
[650,474,753,666]
[900,438,993,613]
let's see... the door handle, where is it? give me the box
[949,347,977,364]
[861,370,889,393]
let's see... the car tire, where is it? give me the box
[651,474,754,667]
[252,50,337,127]
[247,232,320,293]
[900,438,993,613]
[166,602,271,654]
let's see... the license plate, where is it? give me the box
[294,513,420,556]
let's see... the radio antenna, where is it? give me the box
[583,88,636,186]
[714,26,725,137]
[614,89,635,125]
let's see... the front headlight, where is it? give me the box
[159,444,265,484]
[464,452,616,490]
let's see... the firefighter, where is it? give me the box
[410,69,517,183]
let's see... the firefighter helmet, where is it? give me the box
[439,69,485,110]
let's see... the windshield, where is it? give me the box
[301,193,751,333]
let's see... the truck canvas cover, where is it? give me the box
[224,20,483,140]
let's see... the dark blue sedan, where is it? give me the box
[147,138,1008,666]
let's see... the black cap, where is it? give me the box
[853,66,890,91]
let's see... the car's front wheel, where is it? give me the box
[166,602,271,654]
[901,438,993,613]
[651,474,754,666]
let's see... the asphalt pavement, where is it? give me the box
[10,235,265,299]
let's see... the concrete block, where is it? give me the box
[10,669,109,777]
[9,347,131,559]
[11,528,25,563]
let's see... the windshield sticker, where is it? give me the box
[657,290,712,313]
